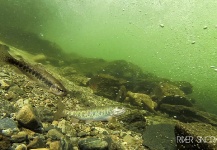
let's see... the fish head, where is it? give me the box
[112,106,126,116]
[50,84,67,96]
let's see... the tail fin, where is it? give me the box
[0,44,13,62]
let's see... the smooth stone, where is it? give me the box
[0,117,17,130]
[15,144,27,150]
[11,131,28,143]
[27,136,46,149]
[47,129,64,140]
[16,105,43,133]
[78,138,108,150]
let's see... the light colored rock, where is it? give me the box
[16,105,42,132]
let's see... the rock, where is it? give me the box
[78,138,108,150]
[16,105,43,132]
[159,104,217,126]
[123,134,134,144]
[0,117,19,136]
[153,82,193,107]
[126,91,157,113]
[0,134,11,150]
[0,80,10,90]
[47,129,64,140]
[173,81,193,94]
[77,131,88,137]
[98,60,145,81]
[10,131,28,143]
[125,78,159,95]
[104,135,125,150]
[26,136,46,149]
[49,141,61,150]
[119,111,146,132]
[175,122,217,149]
[88,74,127,100]
[4,91,16,100]
[142,124,176,150]
[0,117,18,130]
[14,144,27,150]
[60,137,73,150]
[8,85,25,96]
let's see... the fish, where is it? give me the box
[0,44,67,96]
[54,101,126,123]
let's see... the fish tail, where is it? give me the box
[0,44,13,62]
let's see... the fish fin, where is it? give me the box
[53,101,66,120]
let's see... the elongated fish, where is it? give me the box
[54,101,126,122]
[0,44,67,96]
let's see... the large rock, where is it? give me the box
[175,122,217,149]
[98,60,146,81]
[153,82,193,107]
[125,91,157,113]
[159,104,217,126]
[142,124,176,150]
[88,74,127,100]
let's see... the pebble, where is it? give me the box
[47,129,64,140]
[123,134,134,144]
[78,138,108,150]
[49,141,61,150]
[15,144,27,150]
[0,80,10,89]
[27,136,46,149]
[11,131,28,143]
[0,117,19,136]
[16,105,43,133]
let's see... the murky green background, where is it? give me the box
[1,0,217,114]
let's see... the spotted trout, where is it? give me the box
[54,101,126,123]
[0,44,67,96]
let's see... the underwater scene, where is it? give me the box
[0,0,217,149]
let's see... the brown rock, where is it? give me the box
[16,105,43,132]
[88,74,127,100]
[49,141,61,150]
[159,104,217,126]
[126,91,157,113]
[153,82,193,107]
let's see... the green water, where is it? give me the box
[1,0,217,113]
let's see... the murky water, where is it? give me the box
[1,0,217,114]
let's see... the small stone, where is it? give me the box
[47,129,64,140]
[0,117,19,136]
[77,131,88,137]
[78,138,108,150]
[15,144,27,150]
[123,134,134,144]
[49,141,61,150]
[57,119,66,133]
[27,136,46,149]
[4,91,16,100]
[11,131,28,143]
[16,105,43,132]
[0,135,11,150]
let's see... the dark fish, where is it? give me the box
[0,44,67,96]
